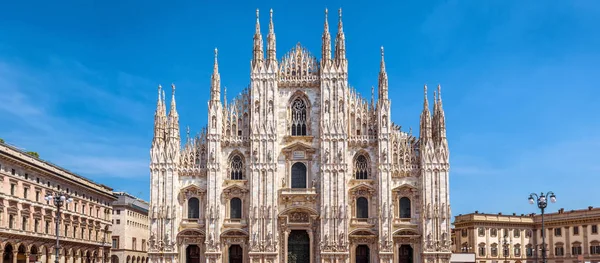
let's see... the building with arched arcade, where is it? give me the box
[148,8,452,263]
[110,192,149,263]
[0,141,115,263]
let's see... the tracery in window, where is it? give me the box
[290,98,307,136]
[230,154,244,180]
[354,154,369,179]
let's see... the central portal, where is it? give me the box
[287,230,310,263]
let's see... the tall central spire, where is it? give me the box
[334,8,346,63]
[252,9,264,67]
[322,8,332,63]
[378,46,388,101]
[211,48,221,101]
[266,9,277,67]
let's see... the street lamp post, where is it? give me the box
[503,235,509,263]
[45,192,73,263]
[528,192,557,263]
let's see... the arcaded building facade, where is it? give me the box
[0,141,115,263]
[110,192,149,263]
[453,207,600,263]
[148,9,452,263]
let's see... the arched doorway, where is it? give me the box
[17,244,27,263]
[288,230,310,263]
[85,251,92,263]
[3,244,14,263]
[228,245,243,263]
[111,255,119,263]
[399,244,413,263]
[186,245,200,263]
[356,245,370,263]
[29,246,39,263]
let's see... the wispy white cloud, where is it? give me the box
[0,56,154,180]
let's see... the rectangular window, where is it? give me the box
[64,227,68,237]
[572,246,582,255]
[112,236,119,249]
[573,226,579,235]
[590,245,600,255]
[8,215,14,229]
[23,188,28,199]
[73,226,77,238]
[132,238,137,250]
[34,219,39,233]
[592,225,598,234]
[10,184,15,196]
[554,228,561,237]
[21,217,27,231]
[526,247,533,256]
[45,221,50,234]
[462,229,468,237]
[142,239,146,251]
[116,219,120,224]
[555,247,564,256]
[35,191,40,202]
[514,229,520,238]
[11,169,15,175]
[478,227,485,236]
[74,203,78,212]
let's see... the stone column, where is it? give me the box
[548,228,554,257]
[0,249,4,263]
[283,230,289,263]
[25,253,30,263]
[12,251,18,263]
[583,225,589,256]
[565,226,571,257]
[308,230,313,263]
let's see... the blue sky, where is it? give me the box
[0,0,599,218]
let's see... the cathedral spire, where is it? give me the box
[334,8,346,63]
[266,9,277,67]
[153,85,166,141]
[168,83,180,139]
[378,46,388,101]
[211,48,221,101]
[252,9,264,67]
[436,84,447,141]
[420,84,432,142]
[322,8,332,63]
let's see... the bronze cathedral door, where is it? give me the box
[287,230,310,263]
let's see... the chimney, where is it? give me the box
[559,208,564,213]
[589,206,593,211]
[498,212,502,215]
[513,213,516,216]
[475,211,479,214]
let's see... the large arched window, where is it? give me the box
[356,197,368,219]
[230,155,244,180]
[290,98,307,136]
[187,197,199,219]
[399,197,411,218]
[354,155,369,179]
[291,162,307,188]
[230,198,242,219]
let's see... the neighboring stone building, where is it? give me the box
[148,8,452,263]
[0,140,115,263]
[111,192,149,263]
[452,207,600,263]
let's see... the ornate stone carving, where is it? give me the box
[289,212,310,223]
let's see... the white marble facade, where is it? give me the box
[148,8,451,263]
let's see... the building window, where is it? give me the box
[554,228,561,237]
[229,154,244,180]
[291,162,307,188]
[572,242,582,255]
[590,241,600,255]
[132,238,137,250]
[356,197,368,219]
[116,219,120,224]
[592,225,598,234]
[35,191,40,202]
[525,230,532,238]
[142,239,147,251]
[45,221,50,234]
[230,198,242,219]
[462,229,468,237]
[514,229,520,238]
[23,188,28,199]
[526,245,533,257]
[10,184,15,196]
[478,227,485,237]
[21,217,27,231]
[479,244,486,257]
[491,228,498,237]
[354,155,369,179]
[34,219,39,233]
[11,169,15,175]
[290,97,308,136]
[116,209,120,215]
[112,237,119,249]
[187,197,200,218]
[573,226,579,235]
[490,244,498,257]
[514,244,521,256]
[399,197,411,218]
[554,245,564,256]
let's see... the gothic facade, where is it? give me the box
[148,8,451,263]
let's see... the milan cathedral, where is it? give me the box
[148,8,451,263]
